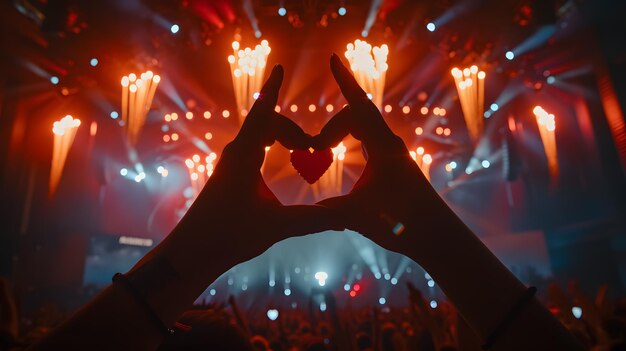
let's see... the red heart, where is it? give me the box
[290,148,334,184]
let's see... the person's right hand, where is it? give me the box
[311,54,451,261]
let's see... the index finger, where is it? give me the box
[329,54,405,155]
[236,64,284,147]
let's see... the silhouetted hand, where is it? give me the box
[165,65,344,275]
[312,54,447,260]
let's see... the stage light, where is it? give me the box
[505,51,515,60]
[228,278,234,285]
[490,103,499,111]
[451,66,486,142]
[50,76,59,84]
[343,284,350,291]
[134,172,145,183]
[278,7,286,16]
[379,297,386,304]
[161,169,168,177]
[89,58,99,67]
[50,115,81,195]
[426,22,436,32]
[338,7,346,16]
[547,76,555,84]
[402,106,410,114]
[533,105,558,179]
[436,126,443,135]
[290,104,298,112]
[120,71,161,144]
[384,104,392,113]
[572,306,582,319]
[384,273,391,280]
[326,104,334,112]
[120,168,128,176]
[314,271,328,286]
[320,302,327,311]
[420,106,428,115]
[349,291,356,297]
[482,160,490,168]
[204,132,212,140]
[308,104,316,112]
[269,279,275,287]
[427,280,435,287]
[242,284,248,291]
[374,272,382,279]
[228,40,271,123]
[209,289,216,296]
[163,135,170,142]
[222,110,230,118]
[110,111,119,119]
[430,300,438,308]
[449,161,457,169]
[416,146,424,155]
[274,105,281,113]
[157,166,164,173]
[171,133,179,141]
[484,111,492,118]
[390,278,398,285]
[294,267,301,274]
[284,288,291,296]
[443,128,451,136]
[203,111,211,119]
[267,309,279,321]
[170,24,179,34]
[345,39,389,109]
[171,113,178,121]
[361,30,368,37]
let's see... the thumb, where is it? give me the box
[275,205,346,238]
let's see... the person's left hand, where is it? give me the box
[160,65,345,282]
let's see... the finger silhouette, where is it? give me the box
[237,64,284,148]
[329,54,406,157]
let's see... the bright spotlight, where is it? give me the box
[284,288,291,296]
[374,272,382,279]
[361,30,368,37]
[571,306,582,319]
[267,309,279,320]
[120,168,128,176]
[278,7,286,16]
[338,7,346,16]
[379,297,386,305]
[314,272,328,286]
[547,76,555,84]
[426,22,436,32]
[482,160,491,168]
[90,58,98,67]
[505,51,515,60]
[449,161,457,169]
[490,103,499,111]
[110,111,119,119]
[384,273,391,280]
[269,280,275,287]
[209,289,216,296]
[255,30,262,38]
[484,111,492,118]
[427,280,435,287]
[343,284,350,291]
[320,302,327,311]
[390,278,398,285]
[170,24,180,34]
[430,300,438,309]
[50,76,59,85]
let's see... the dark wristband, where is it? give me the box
[481,286,537,350]
[112,273,174,336]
